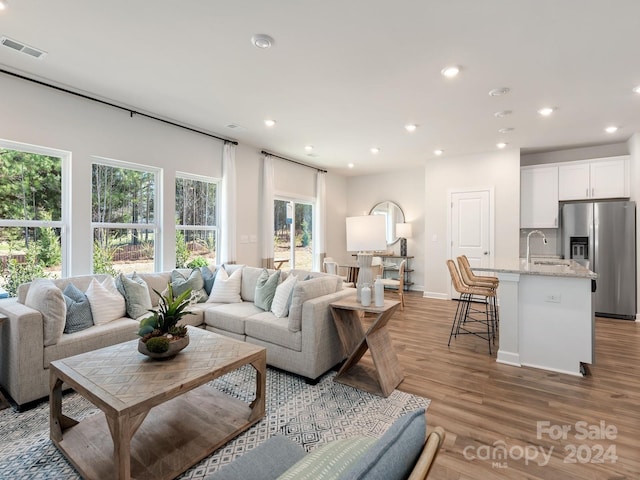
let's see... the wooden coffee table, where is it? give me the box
[330,295,403,397]
[50,327,266,480]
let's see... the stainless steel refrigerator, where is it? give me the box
[561,201,636,319]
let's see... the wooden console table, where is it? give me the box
[50,327,266,480]
[330,296,403,397]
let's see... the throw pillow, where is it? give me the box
[201,265,218,295]
[338,408,426,480]
[169,269,208,303]
[62,283,94,334]
[25,278,67,346]
[277,437,376,480]
[207,267,242,303]
[85,277,126,325]
[115,272,153,319]
[288,276,339,332]
[254,269,280,311]
[271,274,298,318]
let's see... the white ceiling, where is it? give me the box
[1,0,639,176]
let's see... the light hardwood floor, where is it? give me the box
[370,292,640,479]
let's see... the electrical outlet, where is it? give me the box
[545,294,561,303]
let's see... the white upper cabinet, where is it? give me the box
[558,156,630,201]
[521,165,559,228]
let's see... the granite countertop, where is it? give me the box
[473,258,598,279]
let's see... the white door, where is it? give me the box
[449,189,492,298]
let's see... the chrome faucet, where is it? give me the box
[526,230,548,263]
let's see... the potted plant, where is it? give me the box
[137,284,193,359]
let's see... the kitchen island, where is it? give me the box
[474,259,597,376]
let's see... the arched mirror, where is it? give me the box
[369,201,405,245]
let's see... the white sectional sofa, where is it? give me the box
[0,266,352,409]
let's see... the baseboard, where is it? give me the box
[422,291,449,300]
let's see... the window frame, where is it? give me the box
[273,194,315,271]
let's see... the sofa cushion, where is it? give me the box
[207,267,242,303]
[25,278,67,347]
[278,437,376,480]
[204,302,263,335]
[201,265,218,295]
[245,312,302,351]
[135,272,171,306]
[169,269,208,303]
[62,283,94,334]
[290,270,343,290]
[254,269,280,311]
[116,272,153,319]
[241,266,266,302]
[85,277,126,325]
[288,276,340,332]
[338,408,426,480]
[271,274,297,318]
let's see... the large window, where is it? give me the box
[92,159,158,274]
[274,198,313,271]
[0,141,67,296]
[175,173,218,268]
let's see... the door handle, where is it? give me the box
[483,251,489,255]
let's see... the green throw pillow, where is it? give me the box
[62,283,94,333]
[201,265,217,295]
[254,269,280,311]
[116,272,153,319]
[170,269,208,303]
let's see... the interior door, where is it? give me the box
[449,189,492,298]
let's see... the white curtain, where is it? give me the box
[219,142,237,264]
[260,155,275,268]
[313,171,326,271]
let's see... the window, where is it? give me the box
[0,140,67,296]
[91,159,158,274]
[274,198,313,271]
[175,173,218,268]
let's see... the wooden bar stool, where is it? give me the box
[457,255,500,327]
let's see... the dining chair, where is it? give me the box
[379,259,406,310]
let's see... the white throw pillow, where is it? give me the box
[271,274,298,318]
[85,277,126,325]
[25,278,67,346]
[207,267,242,303]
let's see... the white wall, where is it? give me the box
[424,149,521,298]
[627,133,640,320]
[345,167,425,291]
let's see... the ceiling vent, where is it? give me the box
[225,123,246,131]
[1,36,47,59]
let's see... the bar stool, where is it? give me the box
[457,255,499,327]
[446,260,497,355]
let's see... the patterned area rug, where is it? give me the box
[0,366,429,479]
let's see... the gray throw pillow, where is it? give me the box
[62,283,94,334]
[201,265,217,295]
[254,269,280,311]
[116,272,153,319]
[170,269,208,303]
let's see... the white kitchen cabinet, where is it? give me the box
[558,156,629,201]
[521,165,559,228]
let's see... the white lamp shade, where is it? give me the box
[396,223,412,239]
[346,215,387,252]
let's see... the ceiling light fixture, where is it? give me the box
[494,110,512,118]
[633,85,640,94]
[348,163,355,169]
[251,34,274,49]
[489,87,510,96]
[0,0,7,11]
[498,127,514,134]
[405,124,418,132]
[264,119,276,127]
[537,107,555,116]
[497,142,508,149]
[434,149,444,156]
[441,65,461,78]
[605,126,619,133]
[304,145,314,152]
[370,147,380,154]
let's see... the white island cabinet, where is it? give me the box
[474,259,597,376]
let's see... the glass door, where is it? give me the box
[274,199,313,271]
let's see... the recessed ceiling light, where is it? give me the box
[0,1,7,11]
[497,142,508,149]
[537,107,555,116]
[348,163,355,169]
[494,110,512,118]
[633,85,640,94]
[405,124,418,132]
[498,127,514,134]
[488,87,510,96]
[251,34,274,49]
[264,119,276,127]
[370,147,380,154]
[434,149,444,156]
[441,65,461,78]
[304,145,314,152]
[605,126,619,133]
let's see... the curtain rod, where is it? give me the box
[0,68,238,145]
[261,150,327,173]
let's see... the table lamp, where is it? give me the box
[396,223,412,257]
[346,215,387,302]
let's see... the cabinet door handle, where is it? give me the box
[554,217,557,227]
[586,188,589,197]
[592,187,594,197]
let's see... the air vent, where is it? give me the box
[1,36,47,59]
[225,123,246,131]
